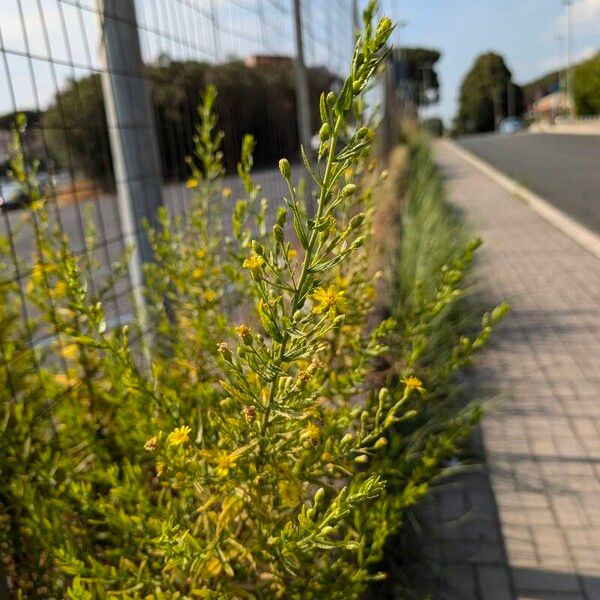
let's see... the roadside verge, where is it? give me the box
[442,139,600,260]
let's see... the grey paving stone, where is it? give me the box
[435,142,600,600]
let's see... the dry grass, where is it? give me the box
[368,145,409,317]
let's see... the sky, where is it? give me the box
[0,0,598,125]
[0,0,354,115]
[381,0,600,125]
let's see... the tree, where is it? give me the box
[574,52,600,116]
[44,74,113,187]
[421,117,444,137]
[41,60,336,188]
[393,47,441,108]
[453,52,523,135]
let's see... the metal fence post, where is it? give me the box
[96,0,164,326]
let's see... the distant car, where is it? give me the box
[498,117,524,134]
[0,179,24,210]
[0,171,67,211]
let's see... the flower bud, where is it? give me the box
[378,388,390,403]
[326,91,337,106]
[354,454,369,464]
[341,433,354,445]
[319,123,331,142]
[332,314,345,329]
[314,487,325,505]
[374,437,388,449]
[279,158,291,179]
[276,207,287,227]
[349,213,365,230]
[321,526,335,536]
[217,342,232,362]
[342,183,357,197]
[273,224,284,243]
[376,17,393,41]
[351,235,367,249]
[252,240,264,256]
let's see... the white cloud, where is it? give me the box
[557,0,600,34]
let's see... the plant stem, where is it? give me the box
[259,116,344,442]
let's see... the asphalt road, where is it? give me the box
[458,133,600,235]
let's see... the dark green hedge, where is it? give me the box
[42,60,336,187]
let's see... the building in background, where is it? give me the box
[528,90,570,123]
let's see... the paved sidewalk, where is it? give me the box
[435,141,600,600]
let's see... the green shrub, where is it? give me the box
[420,117,444,138]
[574,52,600,116]
[0,6,505,598]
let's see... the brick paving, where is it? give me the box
[432,141,600,599]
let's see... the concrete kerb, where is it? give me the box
[441,139,600,261]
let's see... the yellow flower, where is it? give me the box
[205,556,223,577]
[54,372,77,387]
[235,324,250,338]
[222,186,233,198]
[243,253,265,275]
[201,450,239,478]
[59,344,79,360]
[167,425,191,446]
[204,289,217,303]
[401,376,425,394]
[51,280,68,298]
[300,421,320,446]
[27,262,56,293]
[235,324,252,344]
[144,436,158,452]
[311,285,347,317]
[335,274,349,290]
[192,266,204,279]
[286,248,297,261]
[278,479,302,507]
[31,262,56,280]
[186,177,199,189]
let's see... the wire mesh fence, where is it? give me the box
[0,0,357,353]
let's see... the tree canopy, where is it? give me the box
[393,47,441,107]
[453,52,523,135]
[574,52,600,116]
[41,59,335,187]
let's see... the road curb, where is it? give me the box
[442,139,600,260]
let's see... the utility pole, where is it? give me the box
[97,0,164,330]
[209,0,221,63]
[291,0,314,213]
[564,0,574,117]
[557,33,565,94]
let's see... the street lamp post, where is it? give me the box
[563,0,574,117]
[557,33,565,95]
